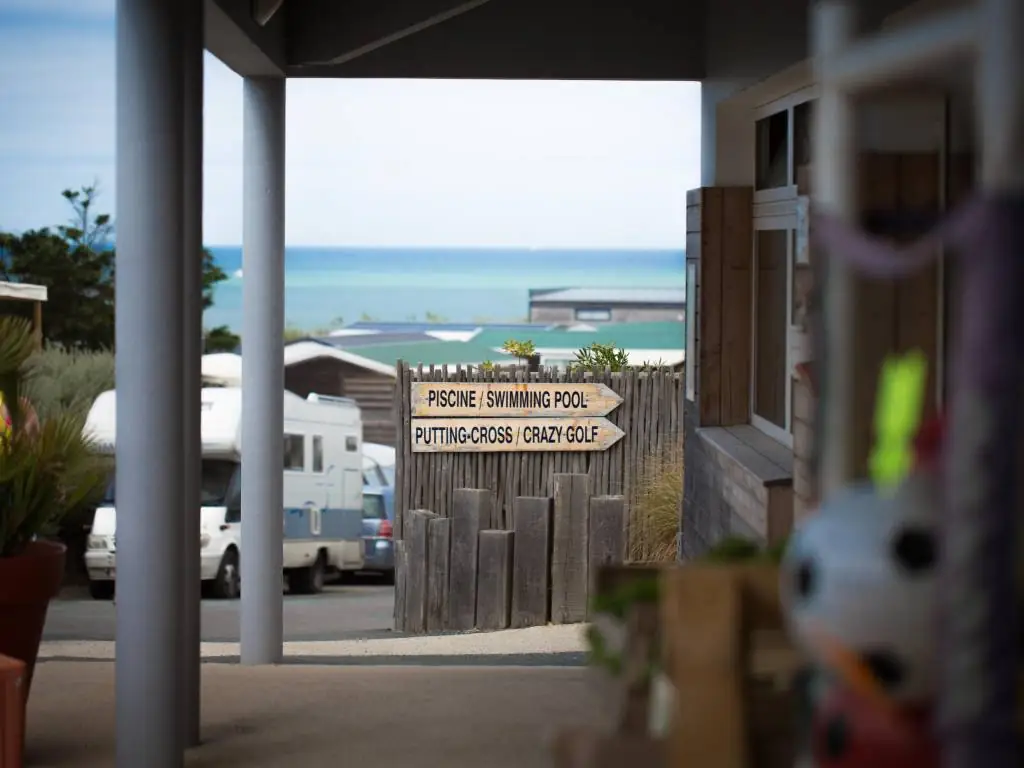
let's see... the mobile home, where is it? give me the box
[83,387,365,599]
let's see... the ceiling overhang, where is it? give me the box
[207,0,706,80]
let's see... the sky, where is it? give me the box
[0,0,701,248]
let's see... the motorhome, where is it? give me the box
[83,387,365,600]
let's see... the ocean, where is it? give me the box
[203,246,686,332]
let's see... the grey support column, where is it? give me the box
[181,0,204,748]
[240,77,286,665]
[115,0,186,765]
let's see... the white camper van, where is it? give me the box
[83,387,365,600]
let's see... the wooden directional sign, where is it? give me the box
[411,417,625,453]
[410,382,623,418]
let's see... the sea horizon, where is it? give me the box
[204,245,686,333]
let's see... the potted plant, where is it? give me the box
[0,316,108,702]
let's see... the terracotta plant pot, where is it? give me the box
[0,540,66,702]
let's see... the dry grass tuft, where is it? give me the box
[628,441,684,563]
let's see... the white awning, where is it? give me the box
[0,281,48,303]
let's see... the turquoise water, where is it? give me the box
[204,246,686,332]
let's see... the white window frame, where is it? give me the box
[748,89,819,449]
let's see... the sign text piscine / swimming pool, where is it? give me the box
[410,382,623,418]
[409,382,625,453]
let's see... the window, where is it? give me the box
[575,307,612,322]
[756,110,790,190]
[362,494,386,520]
[345,435,359,452]
[752,229,791,439]
[793,101,815,194]
[312,435,324,472]
[101,461,240,510]
[284,433,305,471]
[685,261,697,402]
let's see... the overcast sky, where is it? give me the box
[0,0,701,248]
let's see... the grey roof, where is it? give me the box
[529,287,686,306]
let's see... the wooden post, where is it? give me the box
[448,488,490,630]
[426,516,451,632]
[476,530,514,630]
[32,300,42,350]
[588,495,626,577]
[404,509,437,633]
[393,540,407,631]
[551,473,591,624]
[813,0,858,499]
[511,495,554,628]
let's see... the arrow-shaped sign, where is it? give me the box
[410,382,623,418]
[411,417,625,453]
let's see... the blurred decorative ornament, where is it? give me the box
[812,684,940,768]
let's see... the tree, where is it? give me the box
[203,325,240,353]
[0,185,230,350]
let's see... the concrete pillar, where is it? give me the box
[699,79,752,188]
[240,77,286,665]
[699,81,719,187]
[180,0,204,748]
[114,0,186,765]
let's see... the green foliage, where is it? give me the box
[424,311,447,324]
[22,346,115,422]
[0,185,228,351]
[0,317,110,557]
[204,325,240,353]
[501,339,536,360]
[587,574,661,679]
[480,360,495,371]
[359,312,377,322]
[571,342,630,372]
[701,535,788,564]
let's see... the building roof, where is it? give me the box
[0,281,48,303]
[528,287,686,306]
[349,339,517,368]
[311,332,438,348]
[344,320,545,334]
[472,321,685,352]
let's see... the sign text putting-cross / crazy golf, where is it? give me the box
[409,381,625,452]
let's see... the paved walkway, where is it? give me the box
[26,661,604,767]
[38,623,589,662]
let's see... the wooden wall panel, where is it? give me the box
[688,186,753,429]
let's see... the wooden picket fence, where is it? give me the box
[394,475,627,633]
[392,361,683,540]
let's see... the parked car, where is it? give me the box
[361,485,395,581]
[362,442,395,488]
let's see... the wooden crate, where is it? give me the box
[661,564,804,768]
[0,655,25,768]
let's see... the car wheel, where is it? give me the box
[212,548,241,599]
[288,551,326,595]
[89,580,115,601]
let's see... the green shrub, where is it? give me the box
[571,342,630,372]
[22,345,115,422]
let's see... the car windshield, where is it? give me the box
[100,460,240,507]
[362,494,386,520]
